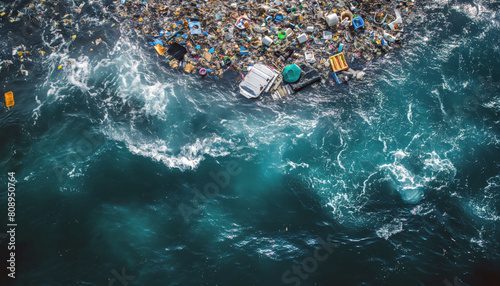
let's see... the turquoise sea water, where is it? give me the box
[1,0,500,285]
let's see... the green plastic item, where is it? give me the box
[282,64,301,83]
[278,30,286,40]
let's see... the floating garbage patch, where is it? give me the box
[1,0,423,102]
[5,0,424,100]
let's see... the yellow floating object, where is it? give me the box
[329,52,348,72]
[72,35,76,39]
[154,44,165,55]
[4,91,14,108]
[18,51,23,56]
[58,65,62,69]
[40,50,45,54]
[138,18,143,21]
[1,12,5,16]
[184,63,194,73]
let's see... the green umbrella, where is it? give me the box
[282,64,301,83]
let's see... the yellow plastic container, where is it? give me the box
[4,91,14,108]
[329,53,348,72]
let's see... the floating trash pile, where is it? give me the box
[2,0,425,100]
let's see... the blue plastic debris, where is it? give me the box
[338,43,344,52]
[159,30,164,37]
[331,72,344,85]
[208,48,215,54]
[196,45,201,49]
[352,17,364,29]
[240,46,249,55]
[188,21,201,35]
[149,38,163,46]
[182,33,188,39]
[202,31,208,36]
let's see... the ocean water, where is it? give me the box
[1,0,500,285]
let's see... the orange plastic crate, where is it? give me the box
[4,91,14,108]
[154,44,165,55]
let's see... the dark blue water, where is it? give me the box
[1,0,500,285]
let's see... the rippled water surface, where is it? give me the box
[1,0,500,285]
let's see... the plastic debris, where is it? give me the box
[239,64,279,99]
[282,64,301,83]
[325,14,339,27]
[389,9,403,30]
[330,53,348,72]
[111,0,418,98]
[154,44,165,55]
[297,33,308,44]
[4,91,14,108]
[304,51,316,64]
[262,36,273,46]
[352,17,364,30]
[188,21,201,35]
